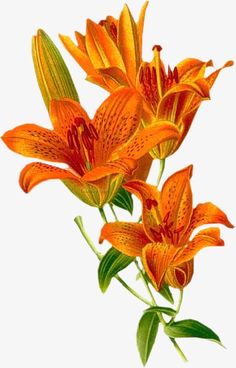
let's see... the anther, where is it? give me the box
[110,22,117,39]
[168,65,173,81]
[99,20,106,26]
[72,124,78,139]
[82,131,93,150]
[145,66,151,84]
[139,66,144,84]
[152,45,162,52]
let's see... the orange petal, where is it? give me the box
[130,153,153,181]
[184,202,234,241]
[86,19,125,70]
[118,4,140,85]
[173,228,224,266]
[98,66,130,87]
[100,222,150,257]
[137,1,149,58]
[59,34,96,76]
[177,58,213,82]
[82,158,137,182]
[142,242,178,290]
[2,124,70,163]
[19,162,81,192]
[49,98,90,140]
[115,121,180,160]
[123,180,162,242]
[160,165,193,245]
[206,60,234,88]
[165,260,194,289]
[92,87,142,165]
[86,74,113,92]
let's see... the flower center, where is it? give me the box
[150,211,184,245]
[66,117,99,176]
[139,45,179,113]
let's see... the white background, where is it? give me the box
[0,0,235,367]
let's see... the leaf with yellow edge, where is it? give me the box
[32,29,79,110]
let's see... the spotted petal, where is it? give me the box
[19,162,81,193]
[173,228,224,266]
[123,180,162,242]
[100,222,150,257]
[142,242,178,290]
[2,124,70,163]
[160,165,193,245]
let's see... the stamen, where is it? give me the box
[67,130,74,149]
[163,211,170,223]
[146,198,158,210]
[89,123,99,140]
[139,66,144,84]
[82,131,93,150]
[145,66,151,84]
[83,124,93,139]
[151,67,157,85]
[110,22,117,40]
[152,45,162,52]
[168,65,173,81]
[71,124,78,139]
[150,227,163,242]
[173,67,179,83]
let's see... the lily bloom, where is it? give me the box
[60,2,148,92]
[100,166,233,289]
[60,2,233,160]
[1,88,179,207]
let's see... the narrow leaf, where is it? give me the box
[98,247,134,292]
[144,306,176,317]
[165,319,222,345]
[111,187,133,214]
[32,29,79,110]
[137,312,159,365]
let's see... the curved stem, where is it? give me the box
[176,289,184,315]
[74,216,152,307]
[99,207,108,223]
[109,203,119,221]
[157,159,165,187]
[134,259,187,362]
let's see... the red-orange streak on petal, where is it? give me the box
[19,162,81,193]
[100,222,150,257]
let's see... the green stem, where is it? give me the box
[74,216,102,260]
[109,203,119,221]
[170,288,184,324]
[99,207,108,223]
[170,338,188,362]
[156,159,165,187]
[74,216,152,307]
[134,259,187,362]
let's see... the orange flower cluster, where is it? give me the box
[1,2,234,363]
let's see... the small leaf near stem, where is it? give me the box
[157,159,165,187]
[74,215,152,306]
[135,259,187,362]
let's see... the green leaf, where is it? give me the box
[159,283,174,304]
[165,319,222,345]
[144,306,176,317]
[111,187,133,214]
[32,29,79,110]
[137,312,159,365]
[98,247,134,292]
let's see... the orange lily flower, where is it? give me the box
[60,2,233,160]
[1,88,179,207]
[137,49,233,158]
[100,166,233,289]
[60,2,148,92]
